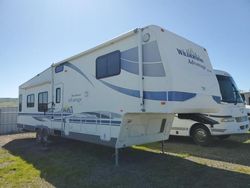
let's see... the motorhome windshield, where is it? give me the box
[216,75,243,104]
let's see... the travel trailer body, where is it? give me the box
[171,70,249,145]
[17,25,221,161]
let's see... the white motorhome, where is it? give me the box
[171,70,249,145]
[17,25,221,164]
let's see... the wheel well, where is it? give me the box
[190,123,211,136]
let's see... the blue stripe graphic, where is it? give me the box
[100,80,196,101]
[168,91,196,101]
[19,112,122,126]
[120,40,165,77]
[68,119,121,126]
[121,59,166,77]
[144,91,167,101]
[18,113,72,116]
[121,59,139,74]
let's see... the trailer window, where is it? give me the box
[19,94,22,112]
[56,88,61,103]
[38,92,48,112]
[27,94,35,108]
[96,50,121,79]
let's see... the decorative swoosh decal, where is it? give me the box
[64,62,94,87]
[100,79,140,98]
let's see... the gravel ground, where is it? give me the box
[0,132,35,147]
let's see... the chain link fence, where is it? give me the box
[0,107,18,135]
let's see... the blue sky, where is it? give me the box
[0,0,250,98]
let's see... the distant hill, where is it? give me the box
[0,98,18,107]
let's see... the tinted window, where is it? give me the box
[38,92,48,112]
[240,94,245,102]
[56,88,61,103]
[96,50,121,79]
[216,75,243,104]
[27,94,35,108]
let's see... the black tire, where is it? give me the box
[35,129,43,143]
[217,135,231,140]
[36,128,49,147]
[191,124,212,146]
[41,128,49,147]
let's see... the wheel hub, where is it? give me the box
[195,129,207,142]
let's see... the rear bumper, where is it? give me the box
[210,121,249,135]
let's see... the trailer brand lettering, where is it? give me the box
[176,48,204,63]
[188,59,206,70]
[68,94,82,103]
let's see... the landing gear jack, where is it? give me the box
[115,148,119,166]
[161,140,165,154]
[35,128,49,150]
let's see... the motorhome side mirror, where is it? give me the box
[240,94,245,102]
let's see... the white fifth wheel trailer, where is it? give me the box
[17,25,221,164]
[171,69,249,146]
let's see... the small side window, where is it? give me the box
[27,94,35,108]
[56,88,61,103]
[96,50,121,79]
[19,94,22,112]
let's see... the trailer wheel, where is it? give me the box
[35,129,43,143]
[41,128,49,147]
[191,124,212,146]
[217,135,231,140]
[35,128,49,147]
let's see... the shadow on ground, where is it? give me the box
[157,134,250,167]
[3,136,250,188]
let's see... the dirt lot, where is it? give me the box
[0,132,250,188]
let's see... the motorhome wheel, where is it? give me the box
[35,129,42,143]
[191,124,212,146]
